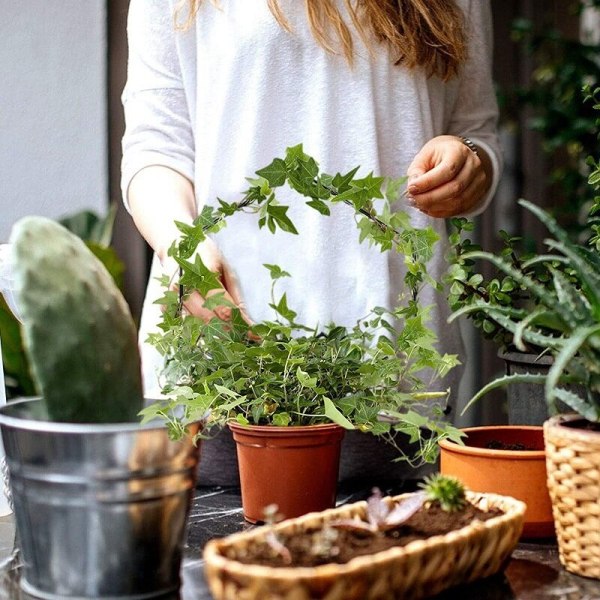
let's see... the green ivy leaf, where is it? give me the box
[296,367,317,388]
[255,158,288,188]
[266,204,298,234]
[324,398,355,430]
[264,264,291,280]
[273,412,291,426]
[306,199,331,215]
[269,293,297,323]
[176,254,222,297]
[284,144,309,166]
[331,166,360,193]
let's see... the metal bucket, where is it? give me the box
[0,398,201,599]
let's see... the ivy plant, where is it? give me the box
[141,145,462,466]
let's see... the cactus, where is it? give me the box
[9,216,143,423]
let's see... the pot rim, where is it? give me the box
[438,425,546,459]
[0,397,193,435]
[498,349,554,365]
[228,421,344,437]
[544,413,600,438]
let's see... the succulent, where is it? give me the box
[419,474,467,512]
[9,216,143,423]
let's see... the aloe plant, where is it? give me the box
[450,199,600,421]
[448,87,600,422]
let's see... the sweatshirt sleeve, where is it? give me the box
[120,0,195,210]
[448,0,503,217]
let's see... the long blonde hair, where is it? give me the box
[178,0,467,81]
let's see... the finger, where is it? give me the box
[182,290,220,322]
[409,151,472,196]
[205,286,235,322]
[419,173,485,218]
[221,265,255,326]
[411,159,474,211]
[219,267,261,342]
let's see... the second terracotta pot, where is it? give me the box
[439,425,553,539]
[229,422,345,523]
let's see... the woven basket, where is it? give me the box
[204,491,525,600]
[544,414,600,579]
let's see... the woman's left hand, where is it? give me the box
[405,135,491,218]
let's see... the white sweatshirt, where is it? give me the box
[122,0,502,483]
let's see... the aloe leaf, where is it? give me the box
[466,305,563,349]
[521,254,568,269]
[522,199,600,270]
[552,387,600,422]
[514,309,553,352]
[546,324,600,404]
[520,200,600,314]
[543,239,600,317]
[548,267,589,327]
[461,373,548,416]
[448,301,528,324]
[450,301,564,349]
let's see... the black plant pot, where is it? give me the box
[501,351,553,426]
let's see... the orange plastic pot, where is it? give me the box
[439,426,553,539]
[229,422,345,523]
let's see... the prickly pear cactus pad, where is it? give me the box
[9,216,143,423]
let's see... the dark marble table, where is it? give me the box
[2,484,600,599]
[180,484,600,600]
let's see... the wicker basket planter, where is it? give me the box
[544,414,600,579]
[204,491,526,600]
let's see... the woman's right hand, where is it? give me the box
[162,237,253,326]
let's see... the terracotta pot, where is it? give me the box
[229,422,345,523]
[439,425,554,539]
[544,414,600,579]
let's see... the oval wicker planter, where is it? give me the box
[544,414,600,579]
[229,422,345,523]
[439,426,553,539]
[204,491,525,600]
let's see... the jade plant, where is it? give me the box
[448,86,600,422]
[8,216,143,422]
[141,144,462,466]
[446,219,551,353]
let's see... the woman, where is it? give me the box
[122,0,502,484]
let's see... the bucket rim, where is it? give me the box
[0,397,187,435]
